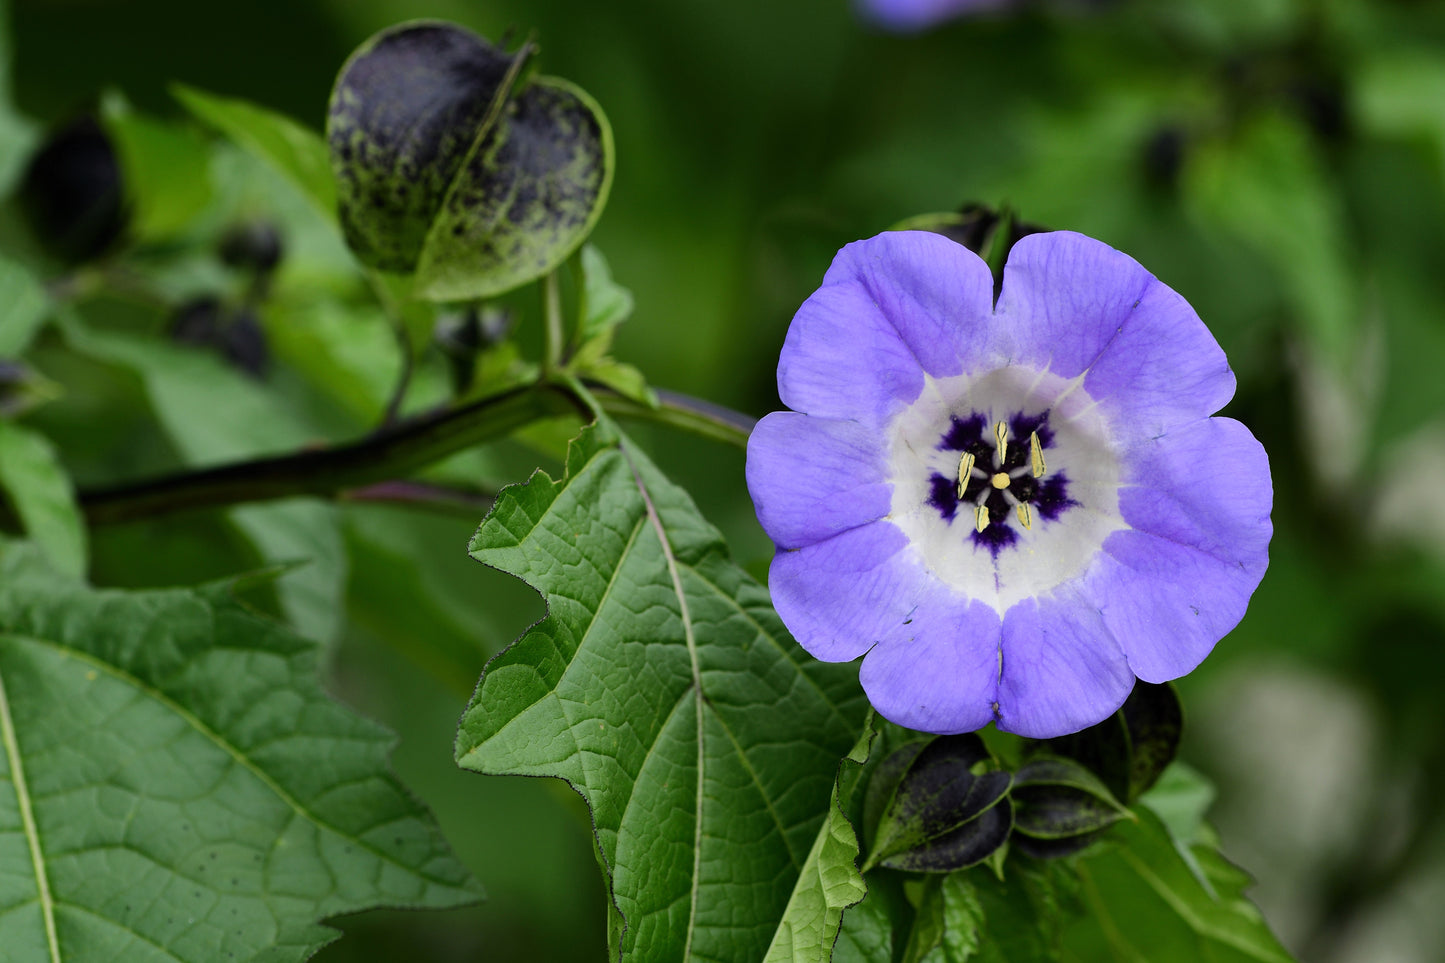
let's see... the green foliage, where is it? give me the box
[456,420,868,962]
[0,255,50,356]
[327,21,614,301]
[763,716,875,963]
[831,774,1291,963]
[99,92,213,243]
[172,83,338,219]
[1183,113,1357,363]
[59,315,346,645]
[1064,808,1293,963]
[0,542,478,962]
[0,422,85,578]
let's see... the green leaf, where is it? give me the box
[1010,756,1130,842]
[59,314,346,645]
[455,421,867,962]
[577,245,634,344]
[0,0,36,197]
[0,423,85,578]
[99,92,213,242]
[0,541,478,961]
[172,83,338,219]
[763,715,875,963]
[0,255,50,356]
[842,861,1076,963]
[1066,807,1294,963]
[1139,761,1221,896]
[327,21,614,301]
[864,735,1013,874]
[1183,114,1356,362]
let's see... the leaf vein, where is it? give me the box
[0,655,61,963]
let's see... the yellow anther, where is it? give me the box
[974,505,990,533]
[993,421,1009,463]
[991,472,1010,490]
[957,451,976,497]
[1030,431,1046,478]
[1016,503,1032,530]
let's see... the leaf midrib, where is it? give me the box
[623,444,707,963]
[0,658,60,963]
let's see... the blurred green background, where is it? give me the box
[7,0,1445,959]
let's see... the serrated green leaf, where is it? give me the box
[864,735,1013,875]
[1066,807,1294,963]
[172,83,337,219]
[833,875,901,963]
[0,423,85,578]
[99,93,213,242]
[0,542,478,961]
[763,716,875,963]
[0,256,50,357]
[455,422,867,962]
[59,314,346,645]
[327,21,613,301]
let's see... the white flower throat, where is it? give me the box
[885,365,1129,613]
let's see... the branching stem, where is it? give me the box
[73,380,755,526]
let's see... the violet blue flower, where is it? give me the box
[857,0,1016,32]
[746,230,1272,738]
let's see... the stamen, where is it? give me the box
[957,451,976,497]
[990,472,1010,490]
[1030,431,1046,478]
[974,505,990,533]
[1016,503,1032,530]
[993,421,1009,464]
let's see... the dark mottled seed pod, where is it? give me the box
[20,116,126,263]
[218,221,284,274]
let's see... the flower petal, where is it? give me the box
[859,592,1001,734]
[858,0,1015,32]
[746,411,892,550]
[778,231,997,426]
[769,521,928,662]
[996,589,1134,738]
[1087,417,1272,682]
[994,232,1236,446]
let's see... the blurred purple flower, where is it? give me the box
[857,0,1016,32]
[746,231,1272,738]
